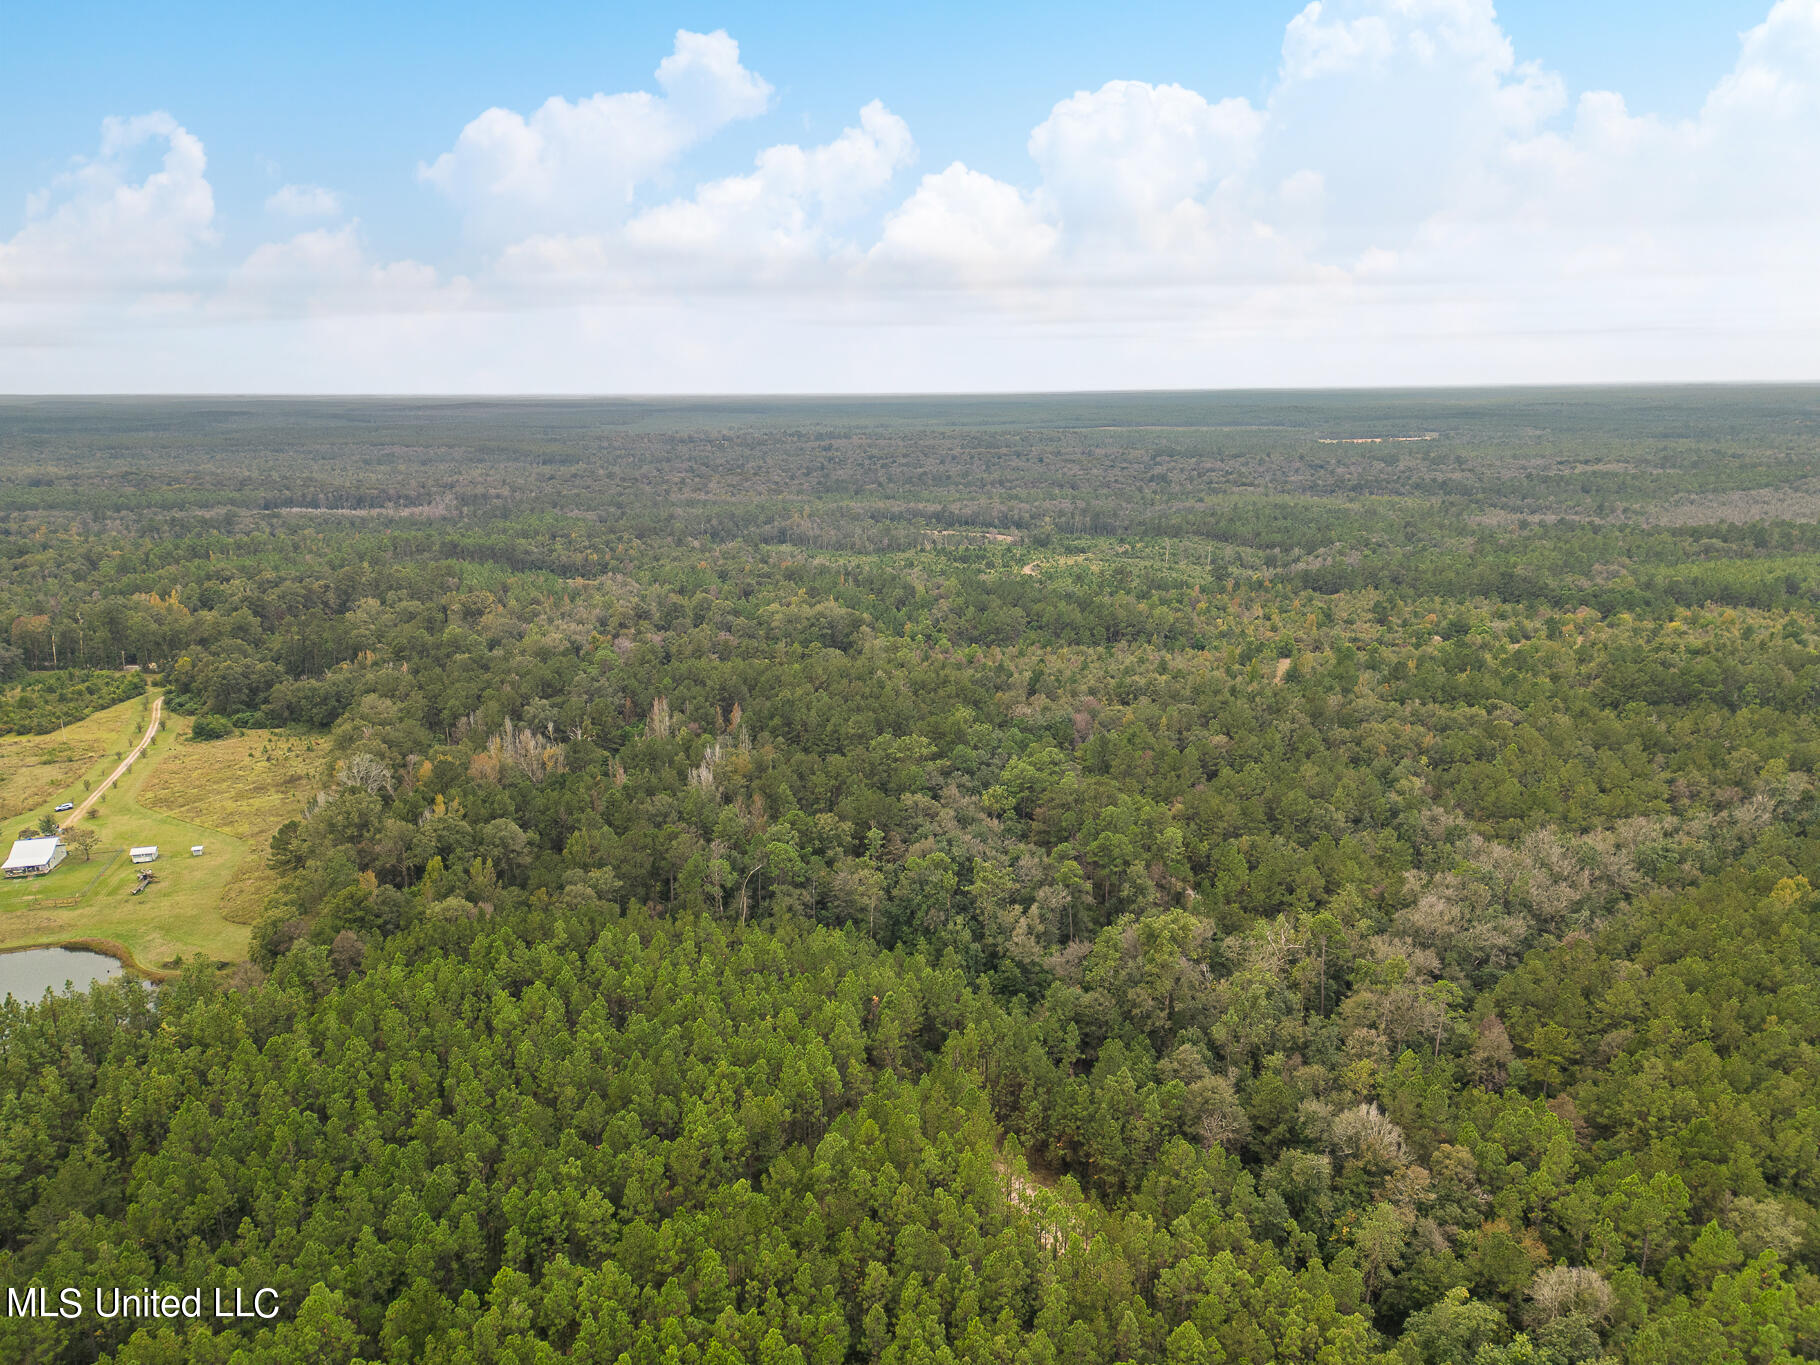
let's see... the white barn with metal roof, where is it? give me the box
[3,837,66,877]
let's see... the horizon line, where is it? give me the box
[3,379,1820,402]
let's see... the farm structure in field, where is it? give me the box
[129,846,159,864]
[3,837,66,877]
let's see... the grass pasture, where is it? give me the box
[0,694,152,822]
[0,706,319,973]
[136,726,320,926]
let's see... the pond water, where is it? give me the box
[0,946,124,1002]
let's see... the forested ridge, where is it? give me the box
[2,392,1818,1363]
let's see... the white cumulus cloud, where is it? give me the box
[620,101,914,274]
[1264,0,1567,260]
[489,101,915,294]
[871,163,1059,285]
[0,112,213,296]
[1029,81,1260,243]
[226,224,458,317]
[419,29,773,241]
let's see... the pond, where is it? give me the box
[0,946,124,1002]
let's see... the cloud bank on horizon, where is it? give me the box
[2,0,1818,392]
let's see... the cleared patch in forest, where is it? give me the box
[0,714,318,970]
[135,726,320,926]
[0,696,149,822]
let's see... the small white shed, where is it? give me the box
[129,846,159,864]
[191,845,205,857]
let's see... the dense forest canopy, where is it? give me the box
[1,390,1818,1363]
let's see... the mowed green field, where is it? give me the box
[0,698,318,973]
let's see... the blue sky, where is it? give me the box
[1,1,1815,391]
[3,1,1772,258]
